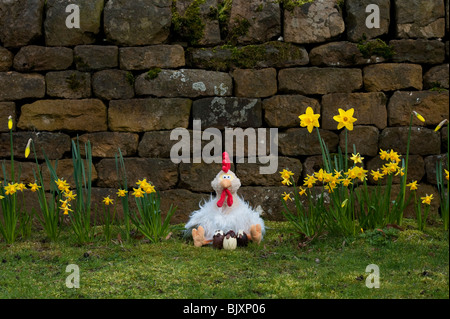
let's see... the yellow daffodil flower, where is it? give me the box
[345,167,357,180]
[0,195,4,200]
[421,194,433,205]
[333,170,342,179]
[382,162,399,175]
[388,149,401,163]
[303,174,317,188]
[55,178,69,192]
[371,170,384,181]
[64,190,76,201]
[132,187,144,198]
[4,183,17,195]
[413,110,425,123]
[282,192,293,201]
[350,166,368,182]
[333,108,357,131]
[395,167,405,177]
[298,107,320,133]
[280,169,294,180]
[379,149,389,161]
[314,169,325,182]
[59,199,69,209]
[61,206,73,215]
[143,184,156,194]
[406,181,419,191]
[298,187,307,196]
[323,171,334,183]
[341,177,352,187]
[280,169,294,185]
[117,189,128,197]
[103,196,114,206]
[136,178,150,189]
[28,182,41,192]
[324,183,336,193]
[350,153,364,164]
[16,183,27,192]
[445,169,449,181]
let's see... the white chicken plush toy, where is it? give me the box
[185,152,265,248]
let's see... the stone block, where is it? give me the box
[0,47,13,71]
[92,70,135,100]
[322,92,388,130]
[345,0,391,42]
[395,0,445,38]
[309,41,369,67]
[388,90,449,127]
[74,45,118,71]
[46,71,91,99]
[263,95,320,129]
[279,128,339,156]
[279,67,363,95]
[192,97,262,129]
[76,132,140,158]
[0,0,45,48]
[44,0,104,46]
[13,46,73,72]
[18,99,107,132]
[233,68,277,98]
[0,72,45,101]
[104,0,172,46]
[108,98,192,132]
[135,69,233,98]
[228,0,281,44]
[284,0,345,44]
[339,126,379,156]
[119,45,185,71]
[363,63,422,91]
[390,39,445,64]
[187,41,309,71]
[423,64,449,89]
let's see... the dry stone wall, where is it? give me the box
[0,0,449,223]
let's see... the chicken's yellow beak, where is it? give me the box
[220,179,231,189]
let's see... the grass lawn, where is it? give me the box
[0,219,448,299]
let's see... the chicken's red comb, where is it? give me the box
[222,152,231,173]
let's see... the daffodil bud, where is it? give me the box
[25,138,32,158]
[341,199,348,208]
[413,111,425,122]
[8,115,13,130]
[434,119,448,132]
